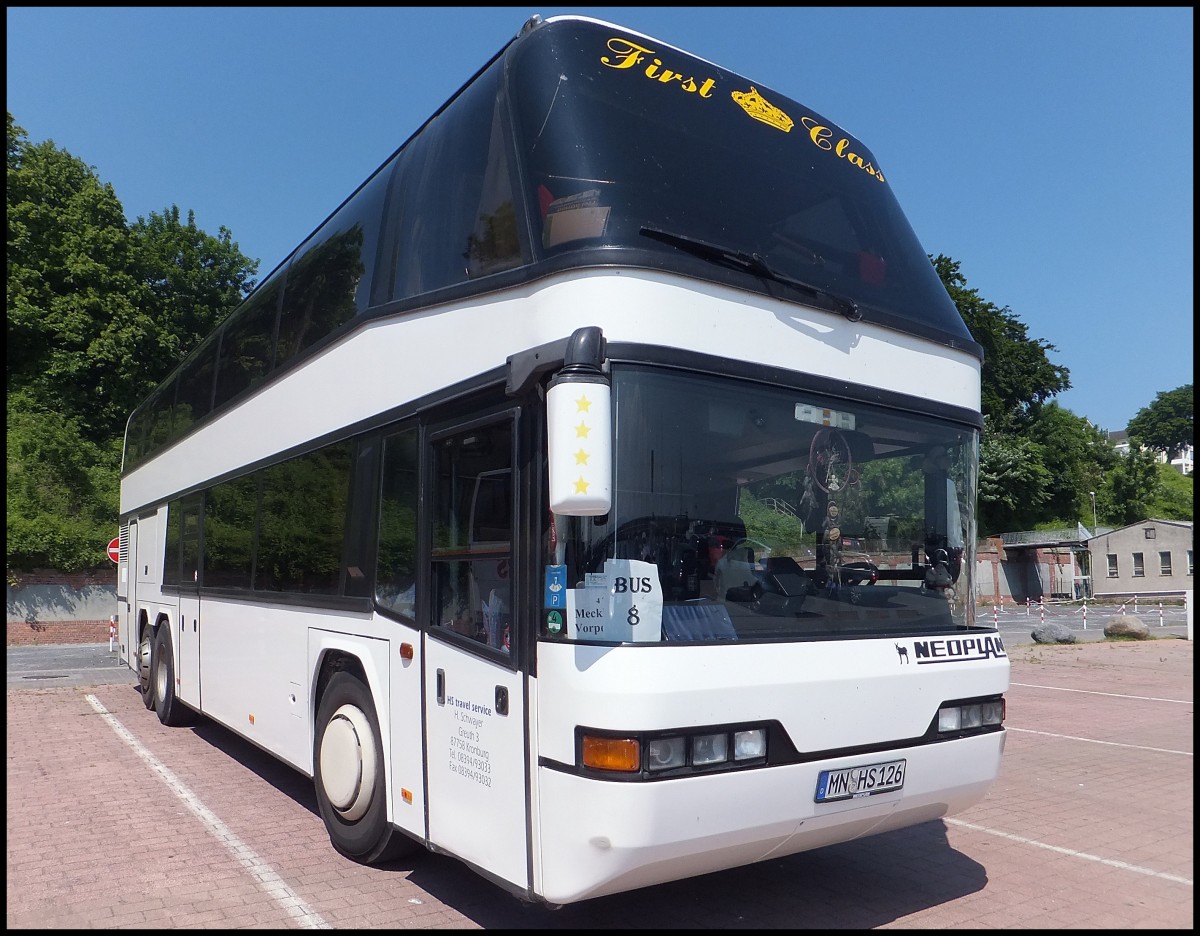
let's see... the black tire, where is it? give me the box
[138,625,155,710]
[152,625,194,727]
[313,671,412,864]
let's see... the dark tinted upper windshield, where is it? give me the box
[509,18,970,344]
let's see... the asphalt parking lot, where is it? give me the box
[6,632,1192,929]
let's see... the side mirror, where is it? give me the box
[547,327,611,516]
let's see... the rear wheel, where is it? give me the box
[152,626,194,726]
[313,671,412,864]
[138,625,155,710]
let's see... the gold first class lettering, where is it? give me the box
[601,37,717,97]
[799,116,887,182]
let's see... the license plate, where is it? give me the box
[815,759,906,802]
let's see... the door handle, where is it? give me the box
[436,668,445,705]
[495,685,508,716]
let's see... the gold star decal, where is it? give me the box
[573,477,590,494]
[576,395,592,413]
[575,421,591,438]
[574,449,590,465]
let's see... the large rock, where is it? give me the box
[1103,615,1151,640]
[1031,621,1077,644]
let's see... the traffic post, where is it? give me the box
[107,537,120,564]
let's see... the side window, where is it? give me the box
[1106,554,1118,577]
[376,428,419,620]
[429,420,514,654]
[204,473,259,589]
[275,157,396,369]
[386,56,521,301]
[164,498,182,586]
[173,330,221,438]
[255,443,353,594]
[213,278,283,412]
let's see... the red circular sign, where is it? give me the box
[107,537,120,563]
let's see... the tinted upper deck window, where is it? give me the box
[508,20,969,343]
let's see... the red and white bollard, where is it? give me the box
[109,615,117,652]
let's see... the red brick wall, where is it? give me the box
[8,567,114,588]
[7,620,113,646]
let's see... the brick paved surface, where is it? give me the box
[6,638,1192,929]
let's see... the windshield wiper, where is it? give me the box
[639,225,862,322]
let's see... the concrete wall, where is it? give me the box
[7,568,118,646]
[1089,520,1194,597]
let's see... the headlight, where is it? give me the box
[646,736,686,771]
[936,696,1005,737]
[733,728,767,760]
[691,733,729,766]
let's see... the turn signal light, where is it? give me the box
[582,735,640,772]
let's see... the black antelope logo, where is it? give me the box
[895,643,909,663]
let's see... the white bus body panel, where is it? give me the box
[120,270,980,513]
[195,601,386,775]
[534,639,1007,904]
[536,731,1003,904]
[427,638,530,892]
[423,636,529,891]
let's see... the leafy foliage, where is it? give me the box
[929,256,1189,535]
[1147,463,1193,522]
[932,254,1069,434]
[7,113,256,572]
[976,424,1052,532]
[1106,447,1161,526]
[1127,384,1193,461]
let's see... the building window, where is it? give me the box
[1107,554,1118,577]
[1144,527,1156,539]
[1159,551,1172,575]
[1132,552,1145,577]
[1188,550,1194,576]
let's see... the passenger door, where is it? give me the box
[176,495,203,709]
[422,410,529,892]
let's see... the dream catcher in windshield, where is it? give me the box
[809,427,858,494]
[808,427,860,595]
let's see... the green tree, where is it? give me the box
[933,254,1069,434]
[933,255,1075,534]
[1127,384,1193,461]
[1147,464,1193,522]
[1026,402,1118,526]
[1107,447,1160,526]
[6,113,256,572]
[977,423,1052,533]
[6,393,121,570]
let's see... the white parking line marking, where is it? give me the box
[1010,682,1191,704]
[1006,726,1192,756]
[947,818,1193,887]
[85,694,330,929]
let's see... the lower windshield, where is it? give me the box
[548,366,981,642]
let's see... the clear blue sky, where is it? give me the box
[7,6,1193,434]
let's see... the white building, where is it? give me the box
[1108,430,1193,475]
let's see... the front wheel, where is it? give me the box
[313,671,413,864]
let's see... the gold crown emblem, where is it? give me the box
[731,87,794,133]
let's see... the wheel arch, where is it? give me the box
[308,635,393,789]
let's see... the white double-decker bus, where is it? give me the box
[116,14,1008,906]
